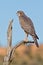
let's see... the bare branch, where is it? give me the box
[13,40,34,49]
[7,19,13,47]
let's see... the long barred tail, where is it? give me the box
[34,39,39,47]
[32,35,39,47]
[35,34,39,39]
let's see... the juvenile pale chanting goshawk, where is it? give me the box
[16,10,39,47]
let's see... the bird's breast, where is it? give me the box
[19,17,27,28]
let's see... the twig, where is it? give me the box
[13,40,34,49]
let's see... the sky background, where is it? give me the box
[0,0,43,47]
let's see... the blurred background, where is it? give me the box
[0,0,43,65]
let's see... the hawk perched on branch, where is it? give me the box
[16,10,39,47]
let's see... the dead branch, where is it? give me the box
[9,40,34,62]
[13,40,34,49]
[3,19,13,65]
[3,40,34,65]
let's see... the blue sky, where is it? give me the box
[0,0,43,47]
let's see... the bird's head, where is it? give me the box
[16,10,25,17]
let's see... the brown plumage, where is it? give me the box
[16,10,39,47]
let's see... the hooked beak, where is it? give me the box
[16,12,18,16]
[17,13,20,16]
[16,12,20,16]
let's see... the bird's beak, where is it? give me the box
[16,11,20,16]
[16,12,18,16]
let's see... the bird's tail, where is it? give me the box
[32,36,39,47]
[35,34,39,39]
[34,39,39,47]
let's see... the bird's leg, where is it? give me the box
[24,33,28,42]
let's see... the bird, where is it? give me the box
[16,10,39,47]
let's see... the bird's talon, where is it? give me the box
[23,38,28,42]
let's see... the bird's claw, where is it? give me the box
[23,38,28,42]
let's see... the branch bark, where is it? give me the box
[13,40,34,49]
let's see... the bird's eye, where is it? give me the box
[20,12,22,15]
